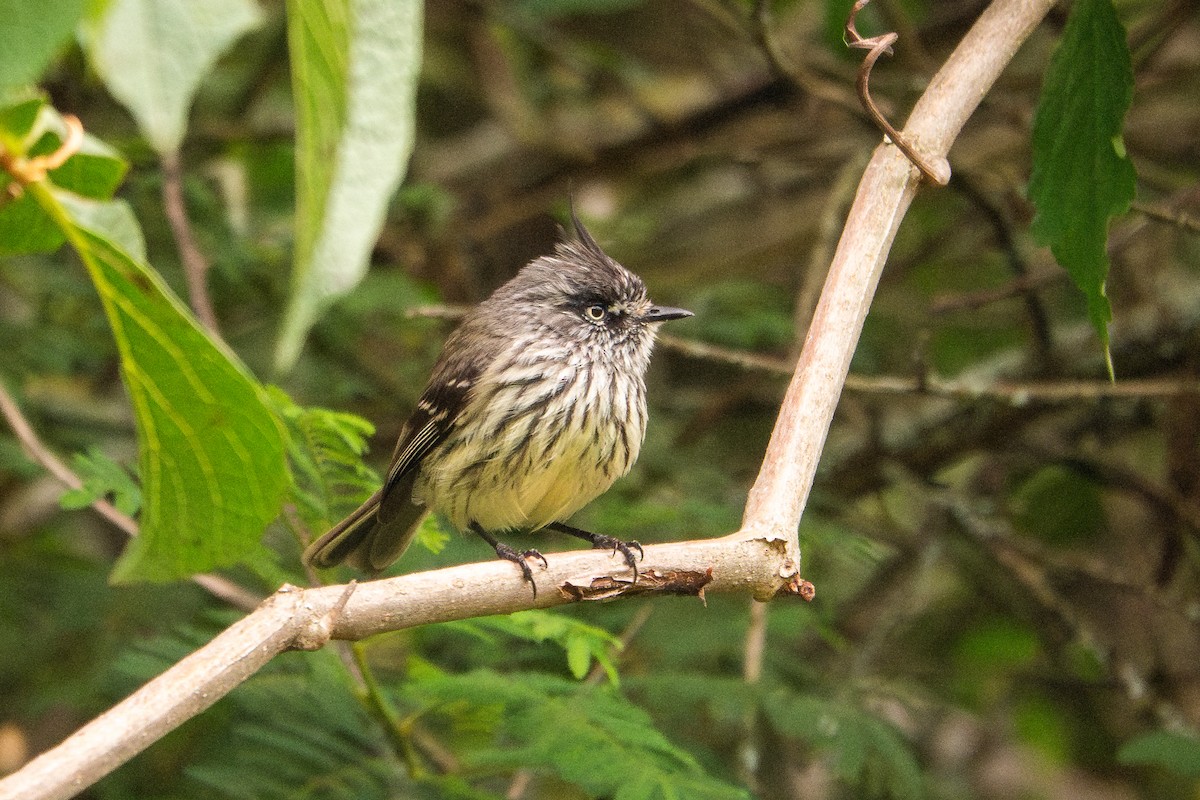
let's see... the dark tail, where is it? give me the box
[303,474,428,572]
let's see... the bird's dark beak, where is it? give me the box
[643,305,693,322]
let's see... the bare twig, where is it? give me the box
[0,378,260,612]
[739,0,1056,548]
[930,268,1065,315]
[0,378,136,536]
[843,373,1200,403]
[659,333,1200,403]
[1130,199,1200,234]
[845,0,950,185]
[737,598,769,790]
[161,151,221,335]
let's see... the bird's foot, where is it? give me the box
[471,524,547,597]
[546,523,643,582]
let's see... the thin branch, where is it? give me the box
[160,151,221,335]
[739,0,1056,543]
[842,373,1200,403]
[659,333,1200,403]
[929,268,1065,315]
[845,1,950,185]
[1131,199,1200,234]
[0,377,260,612]
[737,598,769,791]
[0,378,136,536]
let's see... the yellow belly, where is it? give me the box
[414,412,631,532]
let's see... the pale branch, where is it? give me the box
[0,1,1058,798]
[416,310,1200,405]
[0,535,797,800]
[740,0,1058,542]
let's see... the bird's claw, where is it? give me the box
[492,542,548,597]
[589,534,643,581]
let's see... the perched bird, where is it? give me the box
[303,212,692,592]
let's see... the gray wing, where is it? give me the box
[303,365,478,571]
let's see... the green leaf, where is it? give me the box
[0,95,45,154]
[80,0,263,154]
[56,193,147,262]
[0,0,85,95]
[0,192,65,256]
[60,446,142,517]
[0,101,131,256]
[1029,0,1135,379]
[35,134,129,201]
[275,0,422,371]
[451,610,623,684]
[1118,730,1200,778]
[27,180,288,581]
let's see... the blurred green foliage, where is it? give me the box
[2,0,1199,799]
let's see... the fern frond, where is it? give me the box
[264,386,380,532]
[401,669,750,800]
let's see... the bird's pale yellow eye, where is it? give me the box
[585,304,607,322]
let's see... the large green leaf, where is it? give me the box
[0,0,85,96]
[25,180,288,582]
[82,221,288,581]
[275,0,423,371]
[80,0,263,154]
[1029,0,1135,379]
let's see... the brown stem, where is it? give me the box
[846,0,950,185]
[160,151,221,335]
[0,378,136,536]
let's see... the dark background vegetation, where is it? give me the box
[3,0,1200,798]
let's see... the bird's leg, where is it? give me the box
[470,523,548,597]
[546,522,642,581]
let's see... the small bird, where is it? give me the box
[304,211,692,592]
